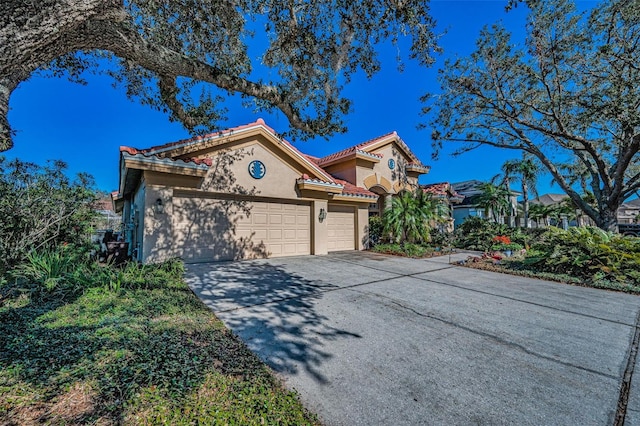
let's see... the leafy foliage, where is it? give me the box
[429,227,455,248]
[1,256,317,424]
[524,227,640,285]
[0,157,98,274]
[371,243,453,258]
[2,0,441,149]
[367,215,384,247]
[13,245,89,294]
[475,183,512,223]
[428,0,640,230]
[383,189,445,244]
[453,217,528,251]
[456,218,640,289]
[490,235,523,252]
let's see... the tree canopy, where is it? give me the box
[1,0,441,151]
[426,0,640,231]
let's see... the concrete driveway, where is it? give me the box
[185,251,640,425]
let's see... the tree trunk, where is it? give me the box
[597,207,618,233]
[522,182,529,229]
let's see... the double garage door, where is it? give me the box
[173,197,311,262]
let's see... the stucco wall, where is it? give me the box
[143,185,175,263]
[132,181,146,261]
[323,160,357,185]
[356,205,369,250]
[198,137,314,200]
[357,143,418,192]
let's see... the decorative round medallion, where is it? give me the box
[388,158,396,170]
[248,160,266,179]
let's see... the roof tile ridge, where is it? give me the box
[141,119,269,154]
[317,131,397,165]
[120,146,211,167]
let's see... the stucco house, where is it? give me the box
[530,193,636,228]
[421,182,464,233]
[618,198,640,224]
[451,180,520,227]
[113,119,430,263]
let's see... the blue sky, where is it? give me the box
[6,1,590,195]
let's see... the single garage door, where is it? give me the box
[327,204,356,252]
[173,197,310,262]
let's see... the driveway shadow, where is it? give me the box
[185,260,361,383]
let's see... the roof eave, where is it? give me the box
[296,179,344,194]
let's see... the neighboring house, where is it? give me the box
[528,193,572,228]
[93,195,121,231]
[618,198,640,224]
[450,180,520,228]
[113,118,430,263]
[421,182,464,233]
[528,193,639,228]
[529,193,568,207]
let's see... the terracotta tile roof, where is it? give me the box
[331,177,378,198]
[137,119,275,155]
[93,197,115,211]
[316,130,428,169]
[120,146,213,166]
[422,182,461,198]
[304,154,321,164]
[316,133,395,166]
[298,173,377,198]
[131,119,336,183]
[121,120,423,200]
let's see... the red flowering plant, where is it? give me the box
[490,235,523,252]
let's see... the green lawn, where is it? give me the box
[0,261,318,425]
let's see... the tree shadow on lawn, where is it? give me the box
[186,260,363,384]
[0,282,292,424]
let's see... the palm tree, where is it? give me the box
[528,203,551,227]
[383,189,444,244]
[495,154,540,228]
[476,183,511,223]
[547,198,578,228]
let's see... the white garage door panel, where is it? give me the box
[173,198,310,262]
[327,204,356,252]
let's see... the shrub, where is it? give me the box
[367,215,384,247]
[429,228,455,248]
[372,243,434,258]
[453,217,531,251]
[525,227,640,285]
[0,157,98,274]
[12,242,186,297]
[490,235,523,252]
[382,190,444,245]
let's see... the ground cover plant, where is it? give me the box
[0,253,317,425]
[454,218,640,294]
[371,242,450,258]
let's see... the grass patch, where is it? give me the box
[0,260,318,425]
[371,243,452,258]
